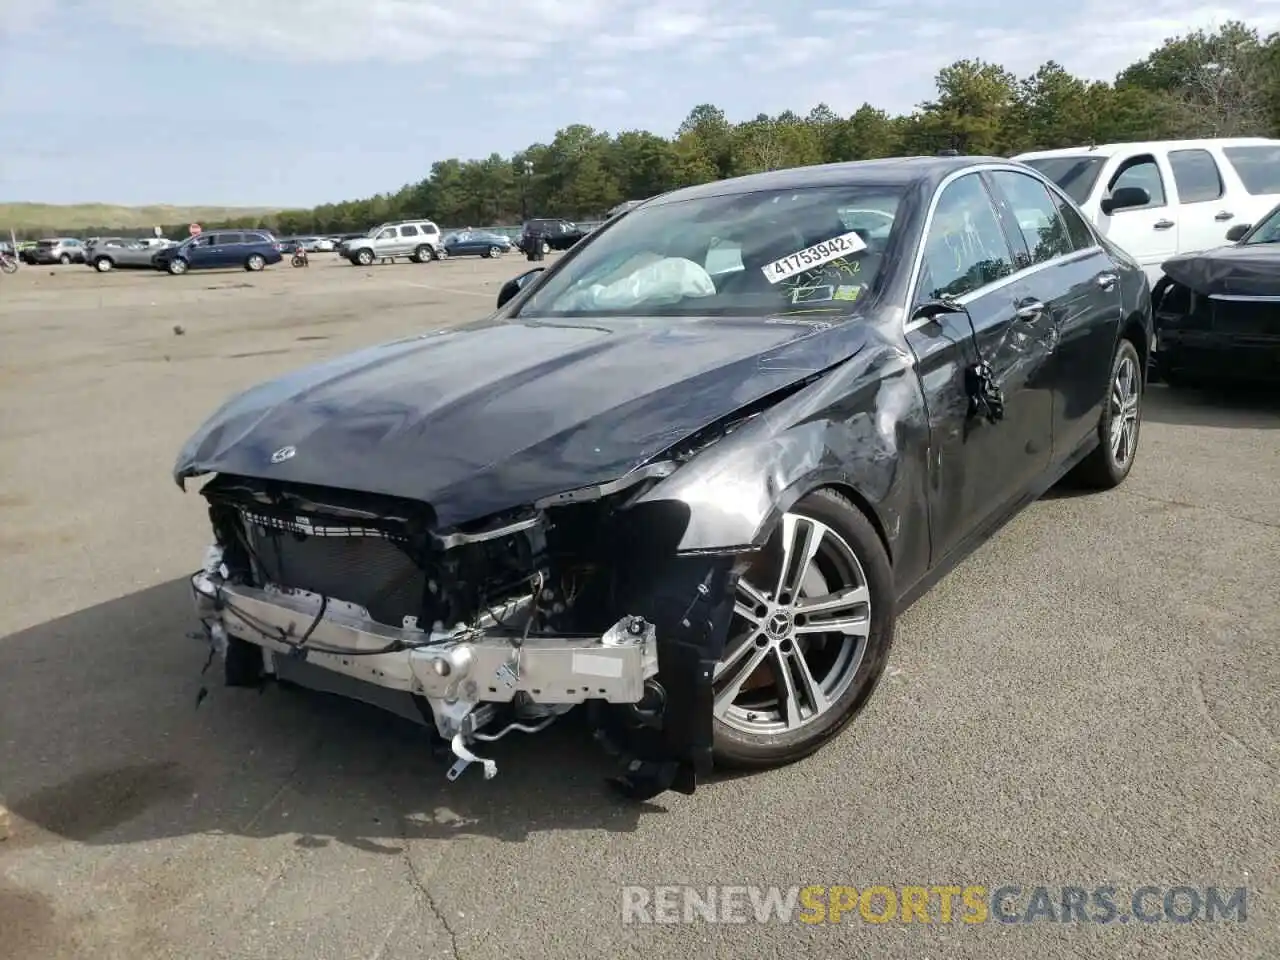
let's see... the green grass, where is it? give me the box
[0,202,295,232]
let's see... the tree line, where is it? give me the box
[16,22,1280,239]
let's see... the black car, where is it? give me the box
[519,218,586,254]
[1152,202,1280,386]
[174,156,1151,801]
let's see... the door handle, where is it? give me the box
[1214,211,1234,221]
[1153,219,1175,230]
[1015,298,1045,321]
[1096,272,1119,290]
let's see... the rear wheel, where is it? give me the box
[1069,338,1143,489]
[712,489,895,769]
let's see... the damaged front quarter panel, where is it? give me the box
[629,331,929,575]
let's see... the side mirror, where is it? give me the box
[911,298,965,323]
[1100,186,1151,215]
[496,267,545,309]
[1225,223,1251,242]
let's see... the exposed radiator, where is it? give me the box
[241,512,426,627]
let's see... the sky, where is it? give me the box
[2,0,1279,208]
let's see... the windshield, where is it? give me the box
[1021,156,1106,205]
[515,185,906,318]
[1242,204,1280,244]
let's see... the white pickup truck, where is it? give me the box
[1015,137,1280,285]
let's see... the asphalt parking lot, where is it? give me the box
[1,255,1277,960]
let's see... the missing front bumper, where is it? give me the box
[190,568,660,778]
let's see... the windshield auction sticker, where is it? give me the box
[762,231,869,285]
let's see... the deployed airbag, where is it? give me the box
[559,256,716,311]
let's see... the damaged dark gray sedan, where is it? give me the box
[177,156,1152,801]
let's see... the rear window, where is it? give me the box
[1020,156,1106,205]
[1222,145,1280,195]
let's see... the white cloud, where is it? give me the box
[17,0,1280,116]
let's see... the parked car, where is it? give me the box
[1151,200,1280,386]
[442,230,513,258]
[342,220,443,265]
[29,237,87,265]
[85,237,167,271]
[518,218,587,254]
[152,230,283,275]
[1015,137,1280,286]
[175,155,1150,801]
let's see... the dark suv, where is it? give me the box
[518,219,587,254]
[152,230,283,275]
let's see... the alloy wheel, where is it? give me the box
[1110,353,1140,468]
[714,512,872,735]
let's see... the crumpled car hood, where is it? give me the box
[174,314,867,527]
[1163,243,1280,298]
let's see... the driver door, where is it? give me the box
[372,227,398,258]
[904,171,1056,564]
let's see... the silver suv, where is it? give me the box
[31,237,87,265]
[341,220,442,266]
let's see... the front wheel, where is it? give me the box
[1068,338,1143,489]
[486,245,503,259]
[245,253,266,271]
[167,257,188,275]
[94,257,113,272]
[712,489,895,769]
[59,253,71,265]
[414,244,433,263]
[355,249,374,266]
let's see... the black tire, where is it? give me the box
[414,244,432,263]
[94,256,113,272]
[59,253,71,265]
[224,636,264,687]
[355,249,374,266]
[167,257,188,275]
[486,245,502,259]
[712,488,896,770]
[245,253,266,272]
[1069,337,1143,489]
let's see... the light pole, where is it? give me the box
[520,160,533,221]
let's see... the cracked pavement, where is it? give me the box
[1,259,1276,959]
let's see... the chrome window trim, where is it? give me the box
[903,163,1104,334]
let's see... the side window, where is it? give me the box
[1045,187,1097,251]
[919,174,1015,301]
[400,224,420,237]
[1107,155,1166,209]
[1168,149,1224,203]
[987,171,1073,265]
[376,227,396,240]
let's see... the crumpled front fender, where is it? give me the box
[630,339,921,556]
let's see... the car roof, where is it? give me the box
[649,155,1005,206]
[1016,137,1280,161]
